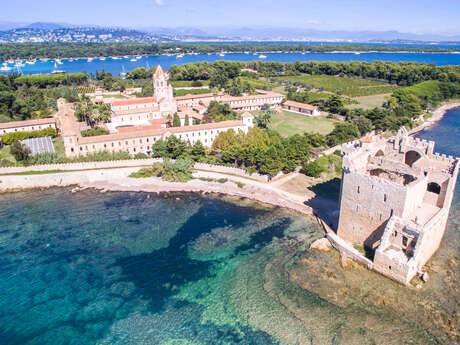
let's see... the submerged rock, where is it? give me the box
[340,252,352,271]
[309,237,331,252]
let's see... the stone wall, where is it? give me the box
[0,159,269,183]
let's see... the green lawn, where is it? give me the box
[279,74,398,97]
[0,145,16,165]
[346,94,390,110]
[170,80,210,87]
[174,88,214,97]
[270,110,338,137]
[239,77,280,90]
[103,94,129,99]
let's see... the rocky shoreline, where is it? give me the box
[0,167,317,219]
[410,101,460,135]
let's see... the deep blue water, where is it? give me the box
[2,51,460,76]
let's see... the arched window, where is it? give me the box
[375,149,384,157]
[404,150,422,167]
[427,182,441,194]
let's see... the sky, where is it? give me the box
[2,0,460,34]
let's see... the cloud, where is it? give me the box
[154,0,164,5]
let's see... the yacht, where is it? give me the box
[258,54,267,59]
[136,56,142,59]
[14,61,25,67]
[176,54,184,58]
[51,62,66,74]
[100,57,106,61]
[26,60,36,65]
[219,52,225,57]
[354,52,361,55]
[112,57,121,60]
[55,59,63,65]
[130,58,137,62]
[87,58,94,62]
[0,65,12,71]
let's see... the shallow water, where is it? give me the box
[0,109,458,345]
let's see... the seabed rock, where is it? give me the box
[422,272,430,282]
[309,237,331,252]
[340,252,352,271]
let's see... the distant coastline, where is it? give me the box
[1,42,459,61]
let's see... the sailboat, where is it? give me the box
[51,62,66,74]
[120,65,126,79]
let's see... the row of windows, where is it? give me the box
[114,113,161,122]
[71,126,245,154]
[357,186,388,202]
[1,124,54,134]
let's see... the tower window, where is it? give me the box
[357,186,360,194]
[384,194,387,202]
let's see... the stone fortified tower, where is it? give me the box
[153,65,177,114]
[335,128,459,285]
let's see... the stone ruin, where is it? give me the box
[335,128,459,285]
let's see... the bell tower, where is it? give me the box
[153,65,177,114]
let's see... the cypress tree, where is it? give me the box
[172,113,181,127]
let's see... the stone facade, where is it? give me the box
[0,118,56,134]
[336,128,459,285]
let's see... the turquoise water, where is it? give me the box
[0,109,458,345]
[1,51,460,76]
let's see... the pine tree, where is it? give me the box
[185,114,190,126]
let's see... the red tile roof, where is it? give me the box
[0,117,56,130]
[154,65,165,79]
[283,100,318,111]
[112,97,157,107]
[78,120,245,144]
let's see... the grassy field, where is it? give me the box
[103,94,129,99]
[0,145,16,165]
[346,94,390,110]
[174,88,213,97]
[279,74,398,97]
[270,110,338,137]
[170,80,210,87]
[239,77,280,90]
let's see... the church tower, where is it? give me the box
[153,65,177,114]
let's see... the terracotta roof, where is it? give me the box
[154,65,165,79]
[283,100,319,111]
[117,118,169,133]
[360,136,373,143]
[112,97,157,107]
[78,120,245,145]
[0,117,56,130]
[113,107,160,116]
[241,112,254,118]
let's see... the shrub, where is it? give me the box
[301,160,325,178]
[217,178,228,183]
[10,141,31,161]
[1,127,57,145]
[80,126,110,137]
[129,158,195,182]
[236,181,245,188]
[134,152,149,159]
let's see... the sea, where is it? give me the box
[2,51,460,76]
[0,107,458,345]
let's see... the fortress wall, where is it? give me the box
[402,176,427,219]
[414,209,449,270]
[337,170,407,245]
